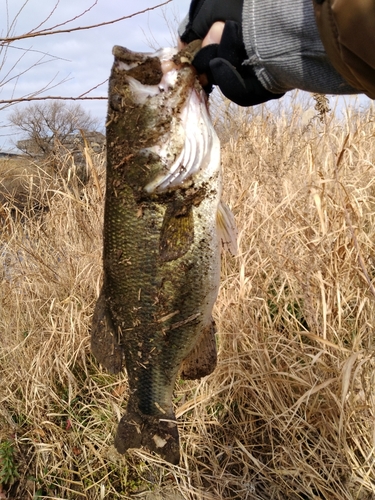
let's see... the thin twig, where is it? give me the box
[78,79,108,99]
[0,96,107,104]
[0,1,172,43]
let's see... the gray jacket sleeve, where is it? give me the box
[178,14,189,39]
[242,0,358,95]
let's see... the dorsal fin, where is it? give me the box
[217,201,238,256]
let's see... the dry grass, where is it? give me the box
[0,157,54,212]
[1,93,375,499]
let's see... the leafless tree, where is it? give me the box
[0,0,172,109]
[9,100,100,156]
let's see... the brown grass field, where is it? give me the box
[1,93,375,499]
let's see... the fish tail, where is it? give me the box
[91,289,124,374]
[114,401,180,464]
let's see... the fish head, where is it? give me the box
[107,43,220,195]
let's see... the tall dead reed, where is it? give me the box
[1,94,375,499]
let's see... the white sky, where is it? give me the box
[0,0,190,151]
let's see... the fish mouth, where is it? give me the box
[113,45,220,195]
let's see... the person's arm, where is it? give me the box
[179,0,360,104]
[178,0,285,106]
[313,0,375,99]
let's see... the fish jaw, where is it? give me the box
[108,43,221,196]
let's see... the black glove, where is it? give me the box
[179,0,285,107]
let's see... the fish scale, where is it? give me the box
[91,42,234,464]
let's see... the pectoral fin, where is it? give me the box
[217,201,238,256]
[159,205,194,262]
[91,289,124,374]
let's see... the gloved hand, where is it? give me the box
[179,0,285,106]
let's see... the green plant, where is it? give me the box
[0,440,20,487]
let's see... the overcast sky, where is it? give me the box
[0,0,190,151]
[0,0,370,152]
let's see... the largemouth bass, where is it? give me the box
[91,42,235,464]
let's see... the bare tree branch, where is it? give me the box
[29,0,99,34]
[0,48,66,88]
[0,1,172,43]
[78,79,109,98]
[1,96,107,105]
[5,44,70,62]
[29,0,61,34]
[0,81,109,107]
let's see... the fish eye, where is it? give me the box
[110,94,123,111]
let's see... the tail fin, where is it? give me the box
[115,402,180,464]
